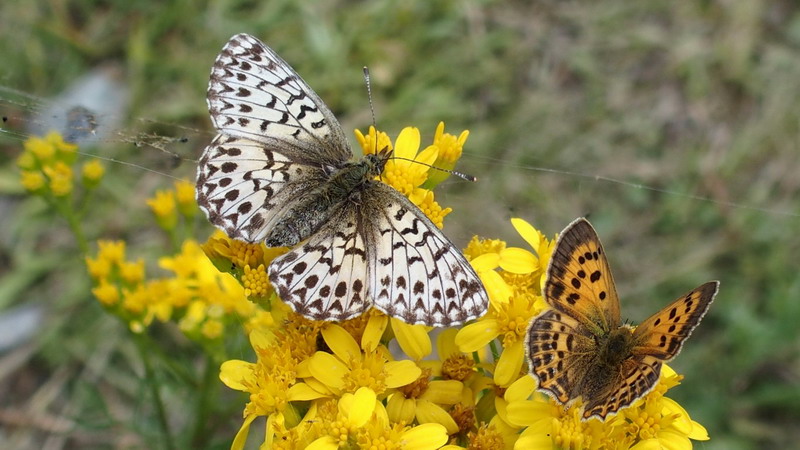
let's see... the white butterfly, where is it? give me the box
[196,34,488,326]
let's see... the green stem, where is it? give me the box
[133,332,176,450]
[489,339,501,361]
[190,357,219,448]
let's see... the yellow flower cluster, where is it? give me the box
[355,124,459,229]
[17,131,104,196]
[85,237,261,337]
[147,180,198,232]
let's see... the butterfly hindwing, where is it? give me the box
[363,183,488,326]
[632,281,718,360]
[581,354,663,420]
[526,309,596,404]
[545,218,621,334]
[268,202,371,322]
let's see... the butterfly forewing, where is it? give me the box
[197,135,328,242]
[364,184,487,326]
[544,218,621,334]
[632,281,718,360]
[207,33,351,164]
[198,34,489,326]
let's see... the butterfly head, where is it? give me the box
[365,145,393,178]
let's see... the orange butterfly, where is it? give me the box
[525,218,718,420]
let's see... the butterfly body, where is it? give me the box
[525,218,718,420]
[197,34,488,326]
[264,151,389,247]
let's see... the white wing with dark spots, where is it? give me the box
[268,203,371,321]
[362,183,488,326]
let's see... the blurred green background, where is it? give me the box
[1,0,799,448]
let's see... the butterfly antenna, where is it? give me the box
[363,67,475,183]
[363,67,377,138]
[391,156,477,182]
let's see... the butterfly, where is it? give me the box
[195,34,488,327]
[525,217,718,420]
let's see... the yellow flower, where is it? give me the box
[91,281,120,306]
[43,161,73,196]
[97,240,126,265]
[242,264,270,299]
[173,179,197,217]
[45,130,78,161]
[119,259,145,284]
[16,151,37,170]
[456,293,543,387]
[381,127,438,196]
[201,230,275,270]
[308,323,421,397]
[24,135,55,162]
[424,122,469,188]
[355,125,393,156]
[222,328,326,450]
[505,365,710,449]
[20,170,45,192]
[146,190,178,230]
[409,188,451,229]
[81,160,105,188]
[386,367,463,434]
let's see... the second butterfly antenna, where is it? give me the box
[363,67,477,183]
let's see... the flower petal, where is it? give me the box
[231,413,257,450]
[219,360,256,391]
[346,387,377,427]
[392,318,431,360]
[309,351,348,390]
[419,380,463,404]
[362,313,388,351]
[288,382,328,401]
[306,436,339,450]
[401,422,449,450]
[321,324,361,362]
[455,320,500,353]
[436,328,459,359]
[385,360,422,388]
[386,392,416,424]
[394,127,421,160]
[415,399,459,435]
[498,247,538,274]
[470,253,500,271]
[504,374,537,402]
[510,218,541,252]
[494,341,524,387]
[480,270,513,306]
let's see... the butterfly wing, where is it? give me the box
[196,135,329,242]
[581,354,663,420]
[207,33,351,164]
[198,34,351,242]
[526,309,596,404]
[267,201,371,321]
[360,183,488,326]
[544,218,621,335]
[632,281,718,360]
